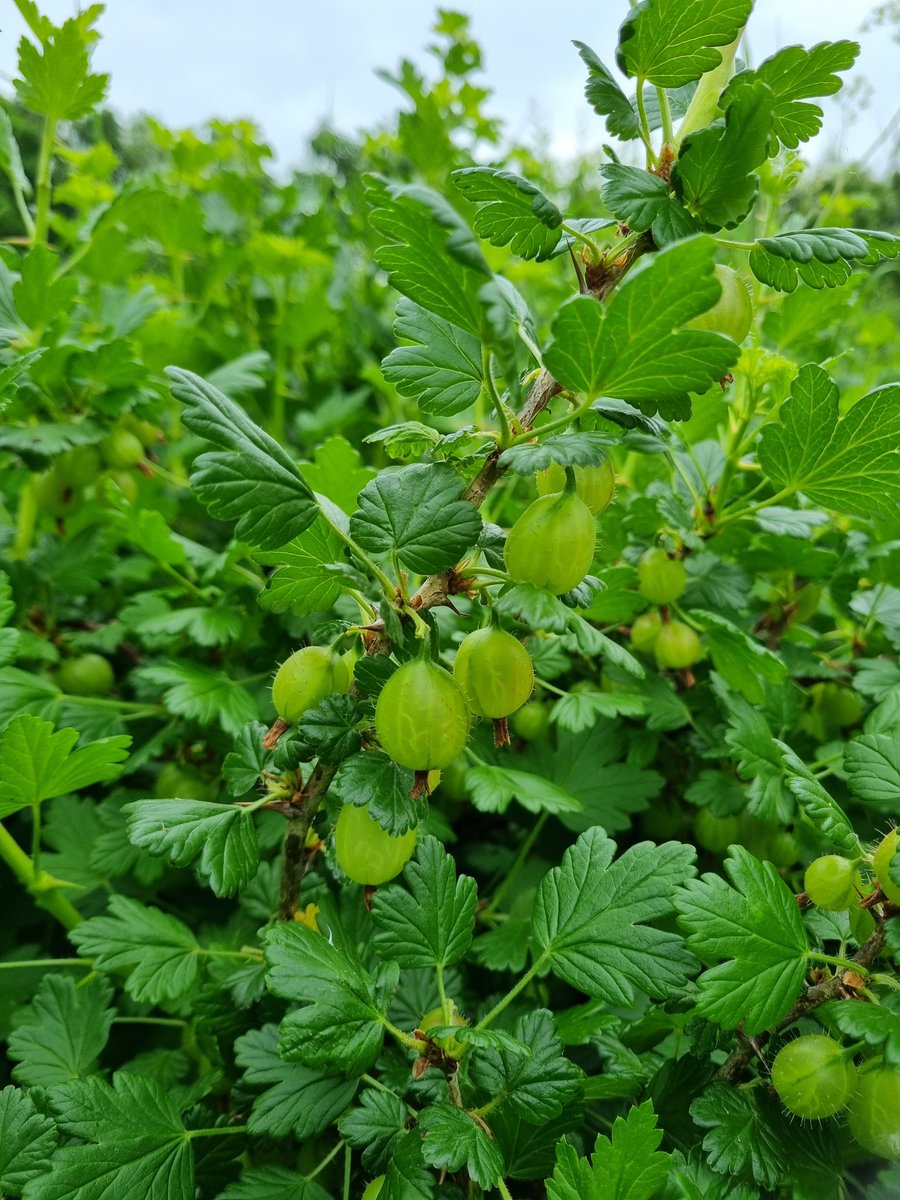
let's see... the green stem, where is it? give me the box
[325,519,398,606]
[656,87,674,144]
[381,1016,428,1052]
[159,561,207,600]
[31,802,41,877]
[482,813,548,921]
[560,221,604,263]
[497,1178,514,1200]
[507,400,586,447]
[271,283,288,445]
[712,237,757,252]
[33,114,58,245]
[436,962,450,1025]
[0,823,83,929]
[185,1125,248,1140]
[113,1016,187,1028]
[0,957,90,971]
[56,694,163,716]
[11,173,35,237]
[342,1144,352,1200]
[476,955,547,1031]
[483,347,512,449]
[635,80,657,167]
[306,1139,345,1181]
[807,951,870,977]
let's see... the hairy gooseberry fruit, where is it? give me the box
[272,646,349,724]
[34,469,76,518]
[654,621,702,668]
[771,1035,855,1119]
[637,548,686,606]
[630,611,662,654]
[848,1064,900,1159]
[361,1179,384,1200]
[536,459,615,514]
[334,802,417,886]
[804,855,856,911]
[812,682,863,729]
[511,700,551,741]
[376,658,470,771]
[693,809,740,854]
[504,490,596,595]
[767,830,799,869]
[155,762,214,802]
[419,1000,468,1060]
[686,264,753,343]
[872,828,900,904]
[57,445,100,487]
[57,653,114,697]
[100,428,144,468]
[453,627,533,718]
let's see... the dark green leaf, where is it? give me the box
[331,751,426,836]
[617,0,753,87]
[453,167,562,261]
[382,298,484,418]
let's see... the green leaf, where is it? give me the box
[166,367,318,550]
[532,827,696,1003]
[690,1084,786,1190]
[350,463,482,575]
[543,239,739,419]
[692,610,787,705]
[365,421,442,460]
[134,660,258,737]
[600,164,699,246]
[0,108,31,197]
[498,432,612,475]
[25,1073,194,1200]
[777,742,861,856]
[672,79,772,230]
[331,751,426,836]
[366,175,489,335]
[371,836,477,968]
[300,435,376,516]
[338,1088,408,1173]
[234,1024,357,1139]
[617,0,753,87]
[419,1102,504,1190]
[466,764,582,816]
[380,1132,436,1200]
[546,1100,670,1200]
[134,604,244,648]
[732,41,859,147]
[264,922,394,1075]
[294,695,364,766]
[574,41,641,139]
[844,729,900,811]
[472,1009,583,1123]
[382,298,484,418]
[219,1167,331,1200]
[70,895,201,1004]
[0,715,130,819]
[7,975,113,1088]
[0,1085,57,1195]
[452,167,562,261]
[717,683,791,823]
[494,584,572,633]
[123,799,259,897]
[748,227,898,291]
[15,16,109,121]
[675,846,810,1034]
[758,365,900,520]
[14,247,78,329]
[820,1000,900,1067]
[256,517,347,616]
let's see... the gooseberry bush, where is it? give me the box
[1,1,899,1198]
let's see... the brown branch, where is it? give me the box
[714,920,890,1084]
[277,764,337,920]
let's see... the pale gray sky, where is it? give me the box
[1,1,897,168]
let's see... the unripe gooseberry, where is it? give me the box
[694,809,740,854]
[419,1000,468,1060]
[771,1035,855,1119]
[57,445,100,487]
[375,658,470,771]
[637,548,686,606]
[654,621,702,668]
[811,682,863,729]
[504,490,596,595]
[511,701,551,741]
[272,646,349,724]
[630,611,663,654]
[804,855,856,911]
[872,828,900,904]
[536,459,615,514]
[453,626,534,718]
[848,1064,900,1159]
[100,428,144,469]
[57,653,114,697]
[334,802,417,886]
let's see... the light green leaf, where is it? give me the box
[300,435,376,515]
[7,975,114,1089]
[472,1009,583,1123]
[70,895,201,1004]
[758,364,900,519]
[547,1100,670,1200]
[167,367,318,550]
[134,660,258,737]
[0,715,130,819]
[452,167,562,261]
[350,463,482,575]
[123,799,259,897]
[532,827,696,1003]
[15,16,109,121]
[466,764,581,816]
[256,517,346,616]
[371,836,477,969]
[617,0,753,87]
[543,238,739,419]
[675,846,810,1034]
[843,729,900,813]
[382,298,484,418]
[778,741,861,856]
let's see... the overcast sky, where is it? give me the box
[1,1,897,170]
